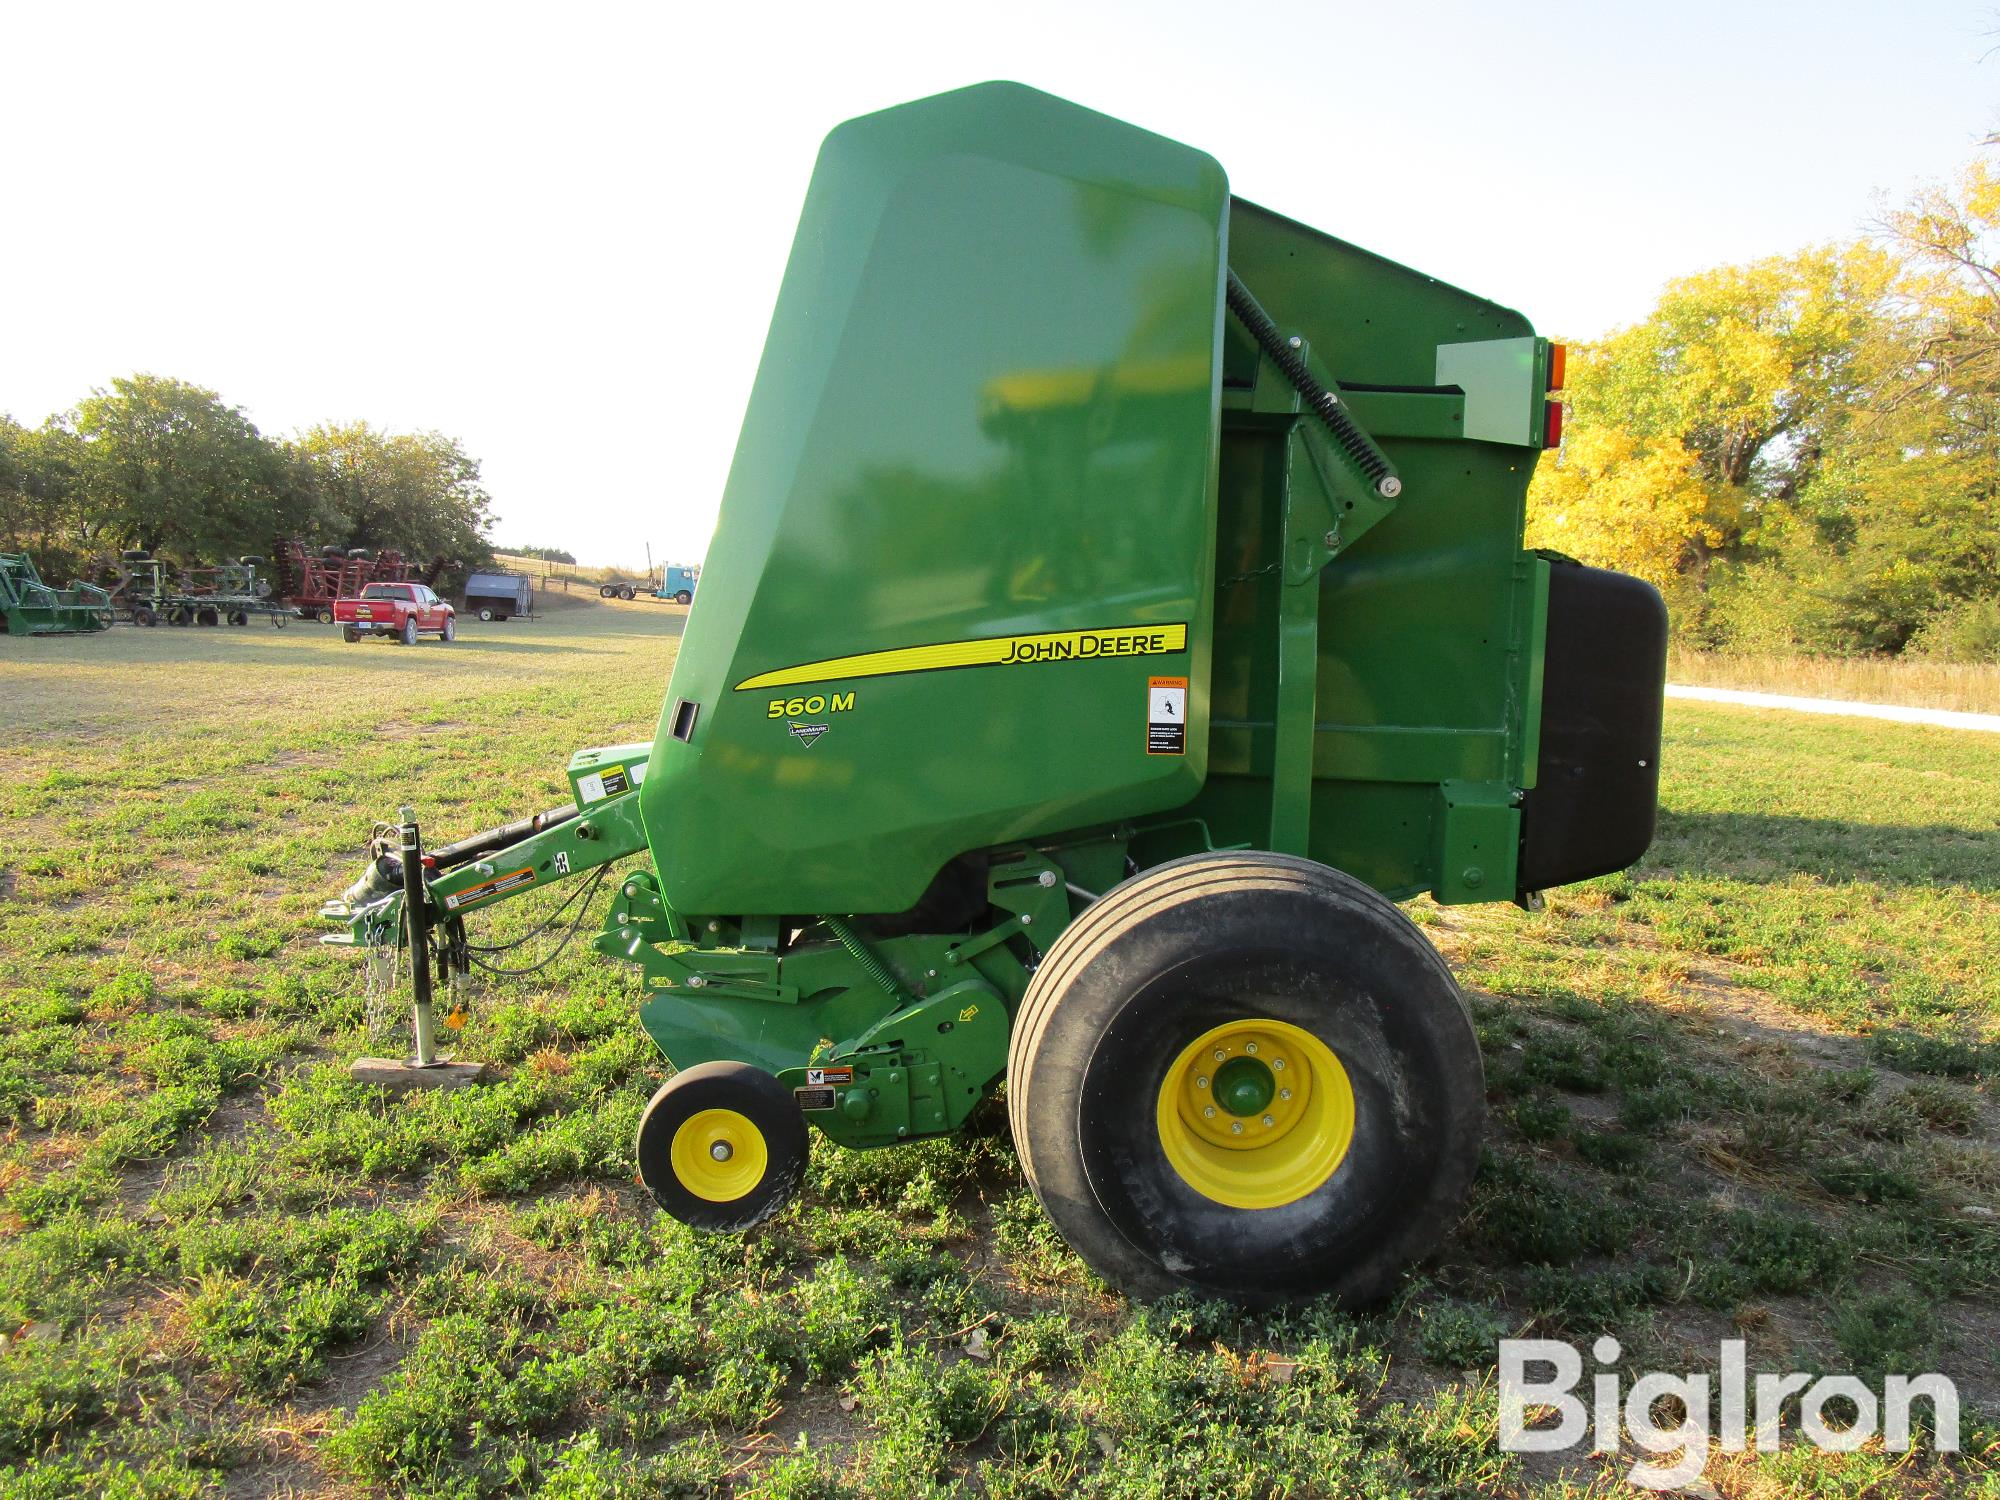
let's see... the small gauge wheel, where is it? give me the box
[636,1062,810,1231]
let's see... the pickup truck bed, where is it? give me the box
[333,583,455,644]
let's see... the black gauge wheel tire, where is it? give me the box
[636,1061,810,1232]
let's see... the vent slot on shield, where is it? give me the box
[669,699,700,742]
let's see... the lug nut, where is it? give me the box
[1213,1048,1226,1061]
[1203,1105,1216,1118]
[1280,1087,1292,1100]
[1195,1076,1208,1089]
[1231,1121,1243,1135]
[1245,1042,1258,1054]
[1272,1058,1285,1071]
[710,1142,733,1162]
[1262,1115,1275,1128]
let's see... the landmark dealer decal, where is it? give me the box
[735,622,1189,692]
[1148,676,1188,755]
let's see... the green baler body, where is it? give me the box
[326,82,1664,1154]
[642,82,1562,914]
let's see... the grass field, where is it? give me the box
[1668,649,2000,716]
[2,600,1998,1497]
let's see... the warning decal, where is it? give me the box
[806,1067,853,1086]
[576,764,630,803]
[1147,676,1188,756]
[442,866,536,911]
[794,1086,837,1112]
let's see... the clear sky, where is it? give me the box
[3,0,1993,567]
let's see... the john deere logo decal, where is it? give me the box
[735,622,1188,692]
[789,722,829,747]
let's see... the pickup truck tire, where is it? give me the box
[442,616,456,643]
[343,626,361,643]
[400,617,418,647]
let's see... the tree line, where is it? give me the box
[1529,149,2000,662]
[0,375,494,581]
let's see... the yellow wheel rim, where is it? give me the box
[669,1108,769,1203]
[1155,1018,1355,1210]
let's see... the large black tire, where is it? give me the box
[1008,851,1484,1306]
[636,1061,809,1231]
[599,584,616,599]
[674,590,692,605]
[195,606,220,627]
[618,585,635,601]
[130,606,157,628]
[343,626,361,643]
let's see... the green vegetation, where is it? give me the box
[1529,151,2000,662]
[0,375,493,581]
[1667,647,2000,715]
[1,603,1996,1494]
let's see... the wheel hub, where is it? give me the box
[669,1107,767,1202]
[1156,1018,1355,1209]
[1211,1055,1275,1117]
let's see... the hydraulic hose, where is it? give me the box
[1225,269,1401,500]
[426,803,580,871]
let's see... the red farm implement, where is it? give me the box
[271,540,445,622]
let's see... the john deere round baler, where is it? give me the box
[325,82,1667,1303]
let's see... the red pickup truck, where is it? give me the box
[333,582,456,645]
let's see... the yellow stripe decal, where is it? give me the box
[734,622,1189,692]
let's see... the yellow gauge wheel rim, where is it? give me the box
[1155,1018,1355,1210]
[669,1108,769,1203]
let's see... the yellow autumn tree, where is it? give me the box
[1527,244,1901,633]
[1527,420,1721,599]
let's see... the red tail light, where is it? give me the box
[1544,400,1564,449]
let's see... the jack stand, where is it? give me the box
[350,806,487,1092]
